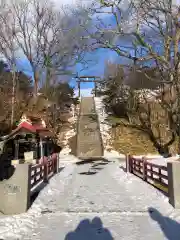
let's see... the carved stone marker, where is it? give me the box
[4,183,21,194]
[0,163,31,214]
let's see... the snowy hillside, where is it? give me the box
[94,97,125,158]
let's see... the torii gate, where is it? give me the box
[74,75,102,97]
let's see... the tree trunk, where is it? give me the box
[148,131,173,157]
[11,64,16,129]
[33,71,39,97]
[155,144,172,158]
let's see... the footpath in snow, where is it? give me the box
[1,154,180,239]
[1,97,180,239]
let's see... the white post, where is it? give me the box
[126,155,130,172]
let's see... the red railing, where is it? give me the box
[31,164,45,189]
[30,154,58,192]
[127,155,168,193]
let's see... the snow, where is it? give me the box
[59,108,77,155]
[131,155,180,166]
[1,97,180,239]
[59,126,76,155]
[0,157,76,240]
[94,97,125,158]
[74,88,93,97]
[94,97,112,150]
[147,156,180,166]
[94,97,179,163]
[133,154,163,158]
[1,156,180,239]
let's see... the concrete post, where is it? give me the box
[126,155,130,172]
[167,162,180,208]
[0,163,31,215]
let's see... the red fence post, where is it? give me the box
[52,153,58,173]
[128,155,132,173]
[159,168,162,183]
[43,158,48,183]
[53,157,56,174]
[55,154,58,173]
[142,157,147,181]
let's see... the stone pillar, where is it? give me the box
[0,163,31,214]
[167,162,180,208]
[78,81,80,97]
[126,155,130,172]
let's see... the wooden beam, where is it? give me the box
[74,76,101,79]
[76,80,101,83]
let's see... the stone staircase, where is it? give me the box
[76,97,103,158]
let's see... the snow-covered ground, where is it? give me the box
[94,97,112,151]
[94,97,180,166]
[59,105,78,156]
[147,156,180,166]
[1,97,180,239]
[1,156,180,239]
[0,158,76,239]
[132,155,180,166]
[94,97,125,159]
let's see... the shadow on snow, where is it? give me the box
[148,207,180,240]
[64,216,113,240]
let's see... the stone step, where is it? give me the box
[76,97,103,158]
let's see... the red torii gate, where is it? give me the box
[74,76,101,97]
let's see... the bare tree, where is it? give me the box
[130,0,180,151]
[125,88,175,156]
[0,0,90,96]
[81,0,180,153]
[0,7,18,128]
[84,0,179,74]
[100,62,176,156]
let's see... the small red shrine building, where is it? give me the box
[8,114,54,139]
[0,114,56,162]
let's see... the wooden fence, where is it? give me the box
[127,155,168,194]
[30,154,58,194]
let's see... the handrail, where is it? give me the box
[128,155,168,193]
[30,154,58,192]
[93,97,104,156]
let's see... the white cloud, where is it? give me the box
[74,87,93,97]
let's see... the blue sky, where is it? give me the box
[14,0,135,96]
[16,46,132,96]
[16,48,117,87]
[16,0,179,96]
